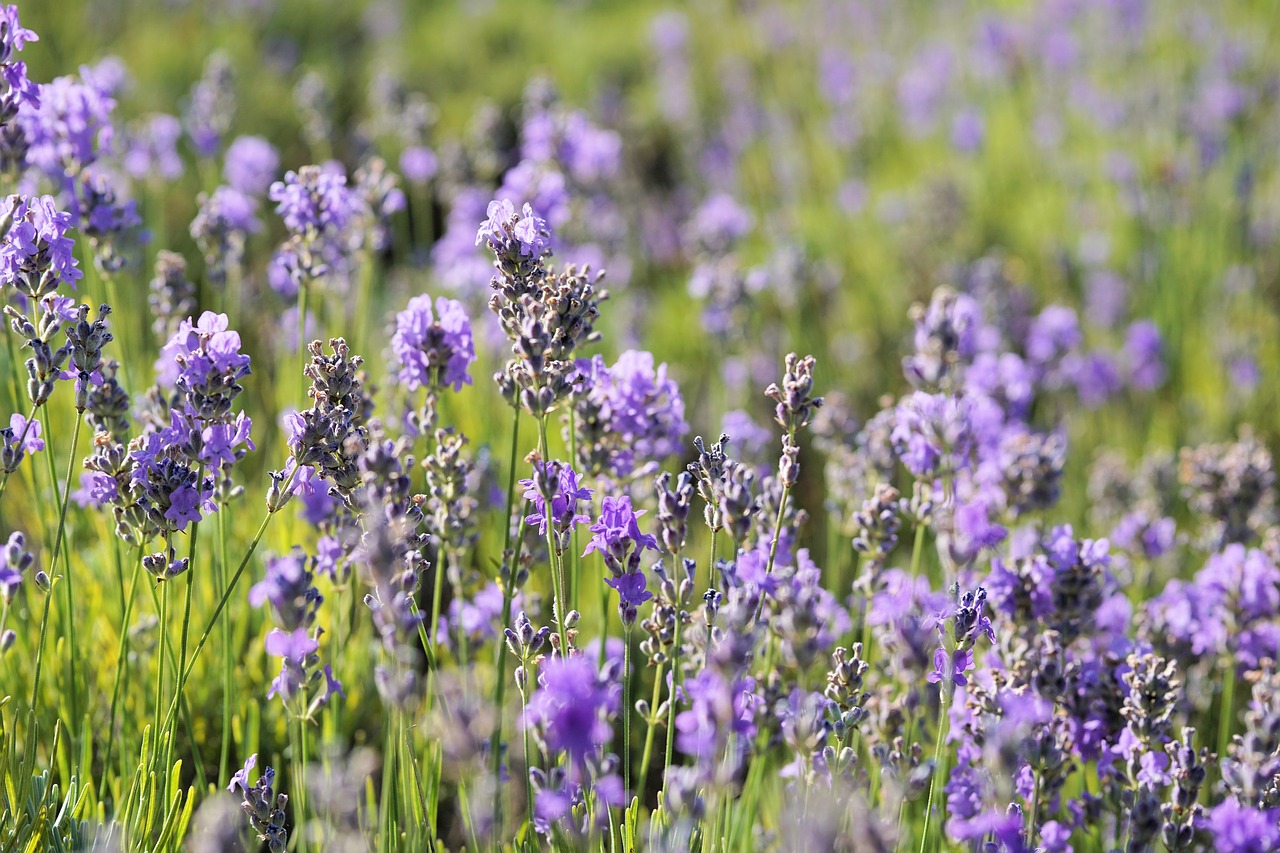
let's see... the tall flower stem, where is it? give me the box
[297,281,311,405]
[518,677,537,852]
[47,408,83,749]
[167,463,206,773]
[568,408,581,612]
[293,715,311,853]
[217,507,232,787]
[28,574,57,711]
[635,658,666,802]
[159,506,279,742]
[491,407,523,837]
[537,414,569,656]
[1218,654,1238,763]
[918,678,952,853]
[103,544,146,778]
[662,575,685,780]
[622,622,634,851]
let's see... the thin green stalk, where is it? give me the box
[167,463,206,772]
[622,623,633,851]
[159,508,277,740]
[217,507,232,787]
[294,716,311,853]
[568,408,580,612]
[635,658,666,801]
[103,544,146,781]
[44,405,81,743]
[492,408,523,838]
[1219,655,1237,763]
[518,680,536,853]
[152,580,169,768]
[297,281,311,406]
[662,591,684,779]
[28,573,56,709]
[538,415,569,656]
[918,683,952,853]
[380,708,398,853]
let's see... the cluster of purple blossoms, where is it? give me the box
[391,294,476,393]
[583,496,658,625]
[0,6,39,127]
[18,69,115,179]
[523,654,625,835]
[521,459,593,556]
[224,135,279,195]
[0,194,83,297]
[228,755,288,853]
[571,351,688,480]
[250,548,343,716]
[476,198,552,264]
[268,164,366,298]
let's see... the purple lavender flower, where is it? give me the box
[521,461,593,538]
[604,571,652,614]
[572,351,689,478]
[891,391,973,478]
[19,74,115,176]
[157,311,252,413]
[0,194,83,294]
[250,550,321,632]
[687,193,752,255]
[269,165,363,237]
[1123,320,1165,390]
[583,496,658,563]
[264,627,319,703]
[399,145,438,185]
[475,198,551,258]
[676,668,758,763]
[122,114,183,181]
[927,646,974,687]
[228,754,289,853]
[950,108,985,153]
[1203,800,1280,853]
[391,294,476,393]
[0,7,37,67]
[4,413,42,454]
[224,135,280,195]
[524,655,616,775]
[71,470,118,508]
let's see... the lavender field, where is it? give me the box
[2,0,1279,850]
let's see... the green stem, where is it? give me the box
[662,587,685,780]
[537,415,569,656]
[103,544,146,780]
[159,509,276,741]
[44,405,81,742]
[28,573,56,709]
[622,623,633,851]
[568,408,580,613]
[294,716,311,853]
[1219,655,1238,762]
[152,580,169,768]
[492,408,523,838]
[168,464,206,772]
[380,708,398,853]
[297,281,311,406]
[218,508,232,787]
[519,681,537,852]
[635,659,666,803]
[918,683,951,853]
